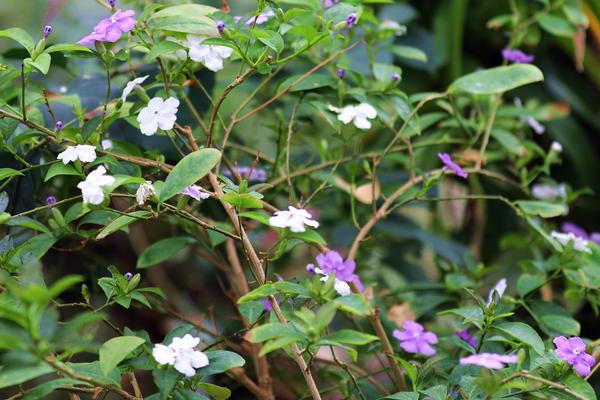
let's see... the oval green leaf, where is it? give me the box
[137,236,196,269]
[449,64,543,95]
[99,336,146,375]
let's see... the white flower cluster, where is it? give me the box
[551,231,592,254]
[152,334,209,377]
[77,166,115,205]
[57,145,97,164]
[328,103,378,130]
[269,206,319,233]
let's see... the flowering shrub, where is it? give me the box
[1,0,599,399]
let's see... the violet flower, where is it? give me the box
[502,48,534,64]
[561,222,600,245]
[337,68,346,79]
[217,21,226,34]
[391,73,400,82]
[460,353,518,369]
[262,299,272,312]
[108,0,116,6]
[55,121,63,132]
[78,9,136,45]
[43,25,53,39]
[225,166,268,182]
[438,153,468,179]
[323,0,339,9]
[392,320,438,356]
[306,250,364,292]
[554,336,596,377]
[456,329,477,348]
[346,13,358,29]
[181,185,210,201]
[45,196,57,205]
[124,272,133,280]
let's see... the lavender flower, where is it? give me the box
[108,0,116,6]
[55,121,63,132]
[551,141,562,153]
[181,185,210,201]
[306,250,364,292]
[45,196,57,205]
[323,0,339,9]
[336,68,346,79]
[391,73,400,82]
[460,353,518,369]
[438,153,468,179]
[502,48,535,64]
[217,21,226,34]
[124,272,133,280]
[225,166,268,182]
[456,329,477,348]
[392,320,438,356]
[262,299,272,312]
[78,9,136,45]
[346,13,358,29]
[43,25,53,39]
[554,336,596,377]
[486,278,507,306]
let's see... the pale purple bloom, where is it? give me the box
[391,73,400,82]
[456,329,477,348]
[306,250,364,292]
[337,68,346,79]
[393,320,438,356]
[217,21,226,33]
[45,196,57,205]
[238,10,275,26]
[181,185,210,201]
[561,222,600,245]
[438,153,468,179]
[78,9,136,45]
[225,166,267,182]
[502,48,534,64]
[108,0,116,6]
[346,13,358,29]
[124,272,133,280]
[43,25,53,39]
[262,299,272,312]
[460,353,517,369]
[323,0,339,9]
[55,121,63,131]
[487,278,507,306]
[554,336,596,377]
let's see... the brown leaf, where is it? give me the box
[354,181,381,204]
[573,26,586,72]
[387,302,415,328]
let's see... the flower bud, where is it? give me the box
[336,68,346,79]
[43,25,53,40]
[391,73,400,82]
[217,21,226,34]
[346,13,358,28]
[55,121,63,132]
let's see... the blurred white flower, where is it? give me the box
[102,139,114,150]
[487,278,507,306]
[137,97,180,136]
[152,334,209,377]
[77,166,115,205]
[121,75,148,103]
[551,231,591,254]
[57,145,97,164]
[187,35,233,72]
[269,206,319,233]
[136,181,156,205]
[531,183,567,200]
[328,103,377,130]
[551,141,563,153]
[381,19,406,35]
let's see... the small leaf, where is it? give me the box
[137,236,195,269]
[255,30,284,54]
[538,14,576,37]
[196,383,231,400]
[197,351,245,377]
[0,28,34,54]
[45,163,80,182]
[221,192,263,209]
[392,45,427,62]
[99,336,145,375]
[146,40,186,60]
[516,200,565,218]
[45,43,93,53]
[25,53,51,75]
[96,211,152,240]
[516,273,545,297]
[150,4,218,19]
[0,168,24,181]
[449,64,543,95]
[318,329,378,345]
[495,322,545,355]
[334,294,370,316]
[159,149,220,203]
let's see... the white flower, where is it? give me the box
[328,103,377,130]
[487,278,507,306]
[181,185,210,201]
[121,75,149,103]
[551,141,563,153]
[57,145,97,164]
[269,206,319,233]
[551,231,591,254]
[102,139,114,150]
[524,116,545,135]
[531,183,567,200]
[152,334,209,377]
[313,267,352,297]
[381,19,405,35]
[167,36,189,60]
[136,181,156,205]
[187,35,233,72]
[246,10,275,25]
[137,97,180,136]
[77,166,115,205]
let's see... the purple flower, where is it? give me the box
[217,21,226,33]
[78,9,136,45]
[124,272,133,280]
[502,48,534,64]
[43,25,53,39]
[460,353,518,369]
[456,329,477,348]
[337,68,346,79]
[45,196,57,205]
[262,299,272,312]
[306,250,363,291]
[487,278,507,306]
[438,153,468,179]
[561,222,600,245]
[391,73,400,82]
[323,0,339,9]
[554,336,596,377]
[393,320,438,356]
[346,13,358,29]
[55,121,63,132]
[108,0,116,6]
[181,185,210,201]
[225,166,268,182]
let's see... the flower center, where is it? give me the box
[111,17,117,23]
[412,332,421,339]
[573,349,580,355]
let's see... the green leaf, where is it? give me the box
[255,30,284,54]
[491,128,524,154]
[525,216,562,251]
[159,149,220,203]
[516,273,545,297]
[238,284,277,303]
[137,236,195,269]
[66,361,121,386]
[25,53,51,74]
[153,368,179,400]
[318,329,378,346]
[250,322,305,343]
[196,383,231,400]
[516,200,565,218]
[96,211,152,240]
[197,351,245,377]
[449,64,543,95]
[495,322,544,355]
[45,163,80,182]
[373,63,402,83]
[421,385,447,400]
[538,14,576,37]
[277,73,337,93]
[392,45,427,62]
[334,294,370,316]
[99,336,145,375]
[220,192,263,209]
[0,363,53,389]
[146,40,186,60]
[289,229,327,246]
[239,301,265,324]
[551,374,596,400]
[239,211,270,225]
[6,216,49,233]
[45,44,93,53]
[530,301,580,336]
[150,4,218,19]
[21,378,89,399]
[0,168,24,181]
[258,336,299,356]
[378,392,419,400]
[153,16,217,36]
[0,28,34,54]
